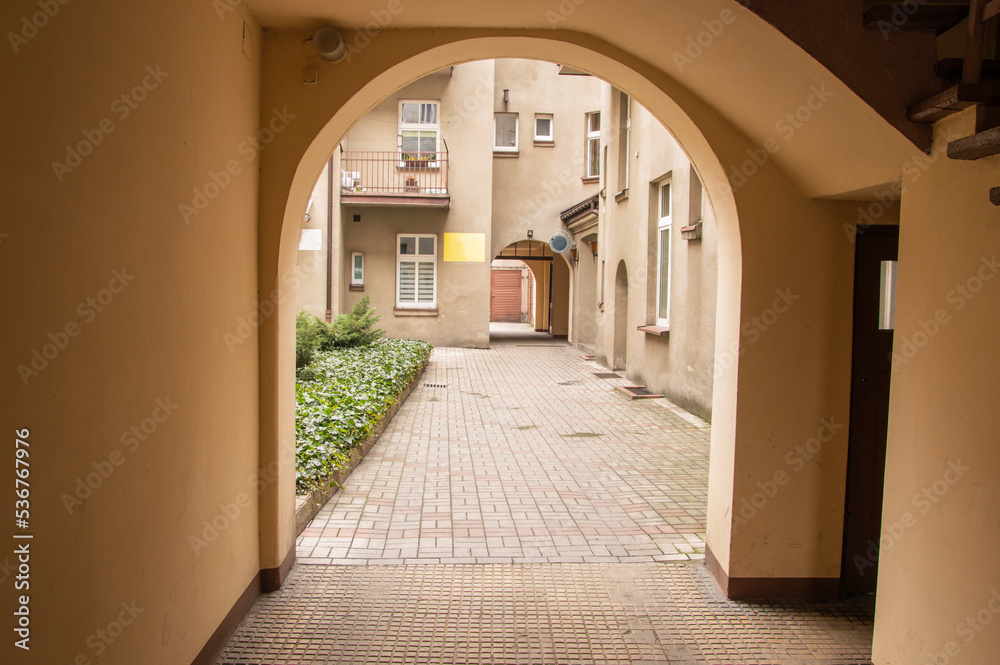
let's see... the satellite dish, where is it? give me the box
[549,231,572,254]
[313,26,347,63]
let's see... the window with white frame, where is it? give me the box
[534,113,554,142]
[585,111,600,177]
[396,234,437,308]
[617,91,631,192]
[350,252,364,286]
[398,100,440,165]
[494,113,518,152]
[656,179,672,326]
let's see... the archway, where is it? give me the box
[572,232,600,348]
[493,239,571,337]
[258,28,906,601]
[613,260,629,370]
[259,36,742,591]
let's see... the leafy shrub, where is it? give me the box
[295,337,432,493]
[296,310,327,369]
[295,296,385,372]
[328,295,384,348]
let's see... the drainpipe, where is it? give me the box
[325,155,334,322]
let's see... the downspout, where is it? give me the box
[325,154,334,322]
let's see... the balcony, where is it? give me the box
[340,143,450,208]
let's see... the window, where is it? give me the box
[617,91,631,193]
[398,100,439,165]
[494,113,518,152]
[396,234,436,308]
[879,260,898,330]
[585,111,600,177]
[350,252,364,287]
[656,179,672,326]
[534,113,554,142]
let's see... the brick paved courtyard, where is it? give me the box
[216,339,875,664]
[297,343,710,565]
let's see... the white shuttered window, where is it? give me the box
[397,234,437,308]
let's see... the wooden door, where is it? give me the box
[842,225,899,594]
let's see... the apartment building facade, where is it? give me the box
[296,59,718,416]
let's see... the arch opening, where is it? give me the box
[265,36,742,595]
[613,260,629,371]
[262,31,868,608]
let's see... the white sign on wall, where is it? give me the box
[298,228,322,251]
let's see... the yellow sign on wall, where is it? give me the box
[443,233,486,262]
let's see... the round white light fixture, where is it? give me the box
[313,26,346,63]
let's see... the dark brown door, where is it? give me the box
[490,270,521,322]
[842,225,899,594]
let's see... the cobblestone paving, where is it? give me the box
[215,342,875,664]
[297,344,710,565]
[216,563,875,664]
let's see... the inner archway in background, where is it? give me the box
[613,260,629,370]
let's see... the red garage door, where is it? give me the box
[490,270,521,322]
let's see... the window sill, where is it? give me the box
[533,140,555,147]
[394,307,439,317]
[349,284,365,291]
[637,325,669,336]
[493,150,519,157]
[614,188,629,202]
[681,221,703,240]
[581,176,599,184]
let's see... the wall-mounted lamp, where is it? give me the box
[569,247,578,263]
[312,26,347,63]
[588,240,598,257]
[527,229,533,240]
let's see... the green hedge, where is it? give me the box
[295,338,432,493]
[296,296,385,370]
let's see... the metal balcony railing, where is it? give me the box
[340,142,449,198]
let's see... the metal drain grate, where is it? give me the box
[594,372,620,379]
[424,383,447,388]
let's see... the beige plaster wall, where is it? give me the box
[340,205,489,347]
[594,90,719,419]
[489,59,603,257]
[872,109,1000,665]
[334,61,495,347]
[0,1,263,663]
